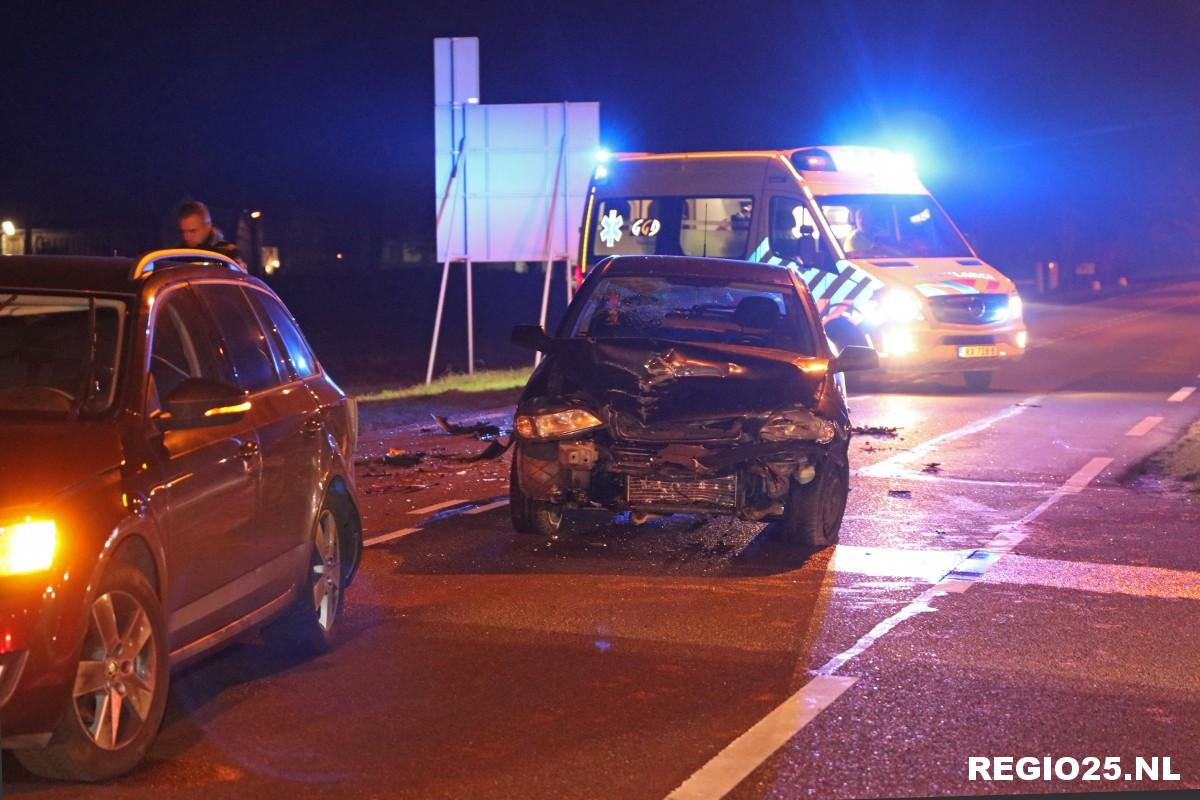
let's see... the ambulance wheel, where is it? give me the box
[964,371,993,392]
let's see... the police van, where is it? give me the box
[579,147,1026,390]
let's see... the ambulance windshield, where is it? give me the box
[817,194,973,259]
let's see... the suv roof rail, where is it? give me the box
[132,248,247,280]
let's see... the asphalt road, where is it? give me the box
[6,281,1200,799]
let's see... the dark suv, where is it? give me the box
[0,249,362,781]
[509,255,877,546]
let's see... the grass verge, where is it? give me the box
[1160,420,1200,491]
[355,367,532,402]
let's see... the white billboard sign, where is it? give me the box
[433,38,599,263]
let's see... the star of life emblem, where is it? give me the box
[600,209,624,248]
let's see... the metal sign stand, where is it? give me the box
[429,39,596,383]
[535,122,569,367]
[426,149,475,384]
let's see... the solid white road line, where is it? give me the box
[865,471,1051,489]
[1167,386,1196,403]
[666,676,858,800]
[363,527,422,547]
[408,499,465,515]
[1125,416,1164,437]
[856,396,1043,478]
[668,452,1113,799]
[831,545,972,582]
[983,555,1200,602]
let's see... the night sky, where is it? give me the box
[3,0,1198,269]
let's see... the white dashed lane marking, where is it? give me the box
[1167,386,1196,403]
[463,499,510,515]
[408,498,465,515]
[1125,416,1164,437]
[363,527,422,547]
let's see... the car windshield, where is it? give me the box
[569,275,814,353]
[817,193,973,259]
[0,293,126,417]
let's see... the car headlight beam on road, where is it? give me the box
[515,409,604,439]
[0,519,57,575]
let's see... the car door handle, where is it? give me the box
[302,415,323,437]
[238,440,260,460]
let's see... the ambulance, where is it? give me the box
[578,147,1026,390]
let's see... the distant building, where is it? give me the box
[0,227,114,256]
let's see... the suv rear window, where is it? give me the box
[196,284,281,392]
[249,291,319,379]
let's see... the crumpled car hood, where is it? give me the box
[547,337,826,424]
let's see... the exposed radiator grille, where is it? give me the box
[627,475,737,509]
[928,293,1008,325]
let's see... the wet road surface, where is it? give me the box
[6,281,1200,798]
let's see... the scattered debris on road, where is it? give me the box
[887,488,913,498]
[432,414,502,439]
[446,438,512,462]
[852,425,900,437]
[382,448,425,467]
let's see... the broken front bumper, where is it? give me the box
[515,433,834,519]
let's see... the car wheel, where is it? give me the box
[963,370,993,392]
[262,506,343,657]
[509,457,564,537]
[15,561,169,782]
[779,449,849,548]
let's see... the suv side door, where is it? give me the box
[194,282,321,576]
[144,285,264,650]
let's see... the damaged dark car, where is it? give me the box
[509,255,878,547]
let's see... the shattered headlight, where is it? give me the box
[760,411,837,444]
[515,408,604,439]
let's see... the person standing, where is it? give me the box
[176,201,246,267]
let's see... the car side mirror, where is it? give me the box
[156,377,250,430]
[511,324,557,353]
[829,345,879,374]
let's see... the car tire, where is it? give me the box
[15,560,170,782]
[963,370,993,392]
[509,457,564,537]
[262,506,344,658]
[778,448,849,548]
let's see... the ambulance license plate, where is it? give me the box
[957,345,999,358]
